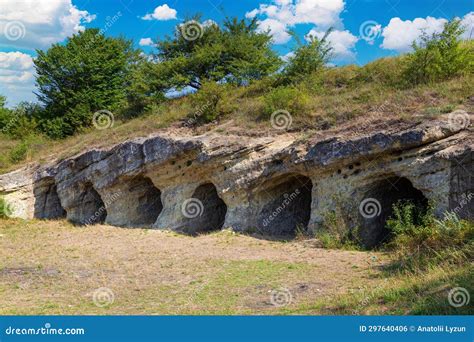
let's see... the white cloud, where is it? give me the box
[139,38,154,46]
[0,0,95,50]
[280,51,294,62]
[246,0,345,44]
[142,4,177,21]
[307,29,358,61]
[257,18,292,44]
[381,12,474,52]
[461,12,474,39]
[0,52,36,106]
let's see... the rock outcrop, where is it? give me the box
[1,116,472,247]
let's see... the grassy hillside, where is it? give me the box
[1,54,472,174]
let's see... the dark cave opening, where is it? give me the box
[359,176,428,248]
[256,174,313,238]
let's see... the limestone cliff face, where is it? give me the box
[1,117,472,247]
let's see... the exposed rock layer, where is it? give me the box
[1,117,472,247]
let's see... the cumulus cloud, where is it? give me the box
[246,0,345,44]
[142,4,177,21]
[257,18,292,44]
[0,0,95,50]
[0,52,36,106]
[307,29,358,60]
[381,12,474,52]
[139,38,154,46]
[461,12,474,39]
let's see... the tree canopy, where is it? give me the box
[148,17,283,91]
[34,28,140,137]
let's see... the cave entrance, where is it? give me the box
[79,182,107,225]
[33,178,66,219]
[183,183,227,235]
[359,176,428,248]
[257,174,313,238]
[128,176,162,226]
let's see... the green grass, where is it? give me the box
[287,263,473,315]
[0,53,472,174]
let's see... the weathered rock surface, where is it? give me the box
[1,116,472,247]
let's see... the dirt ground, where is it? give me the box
[0,219,389,315]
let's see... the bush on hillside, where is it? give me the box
[403,19,472,86]
[0,197,13,218]
[282,28,334,84]
[387,202,474,271]
[188,81,235,124]
[262,86,309,118]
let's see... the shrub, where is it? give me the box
[355,57,406,87]
[9,140,29,163]
[282,29,333,83]
[387,202,474,271]
[189,81,233,124]
[314,210,360,249]
[402,19,471,86]
[262,86,309,118]
[0,197,13,218]
[319,65,359,89]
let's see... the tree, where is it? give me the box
[148,16,282,92]
[403,19,471,85]
[282,29,334,83]
[34,28,140,137]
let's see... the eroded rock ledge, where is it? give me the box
[1,117,472,247]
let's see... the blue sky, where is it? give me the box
[0,0,473,107]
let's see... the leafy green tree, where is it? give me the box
[148,16,282,92]
[403,19,471,85]
[34,28,140,137]
[282,29,334,83]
